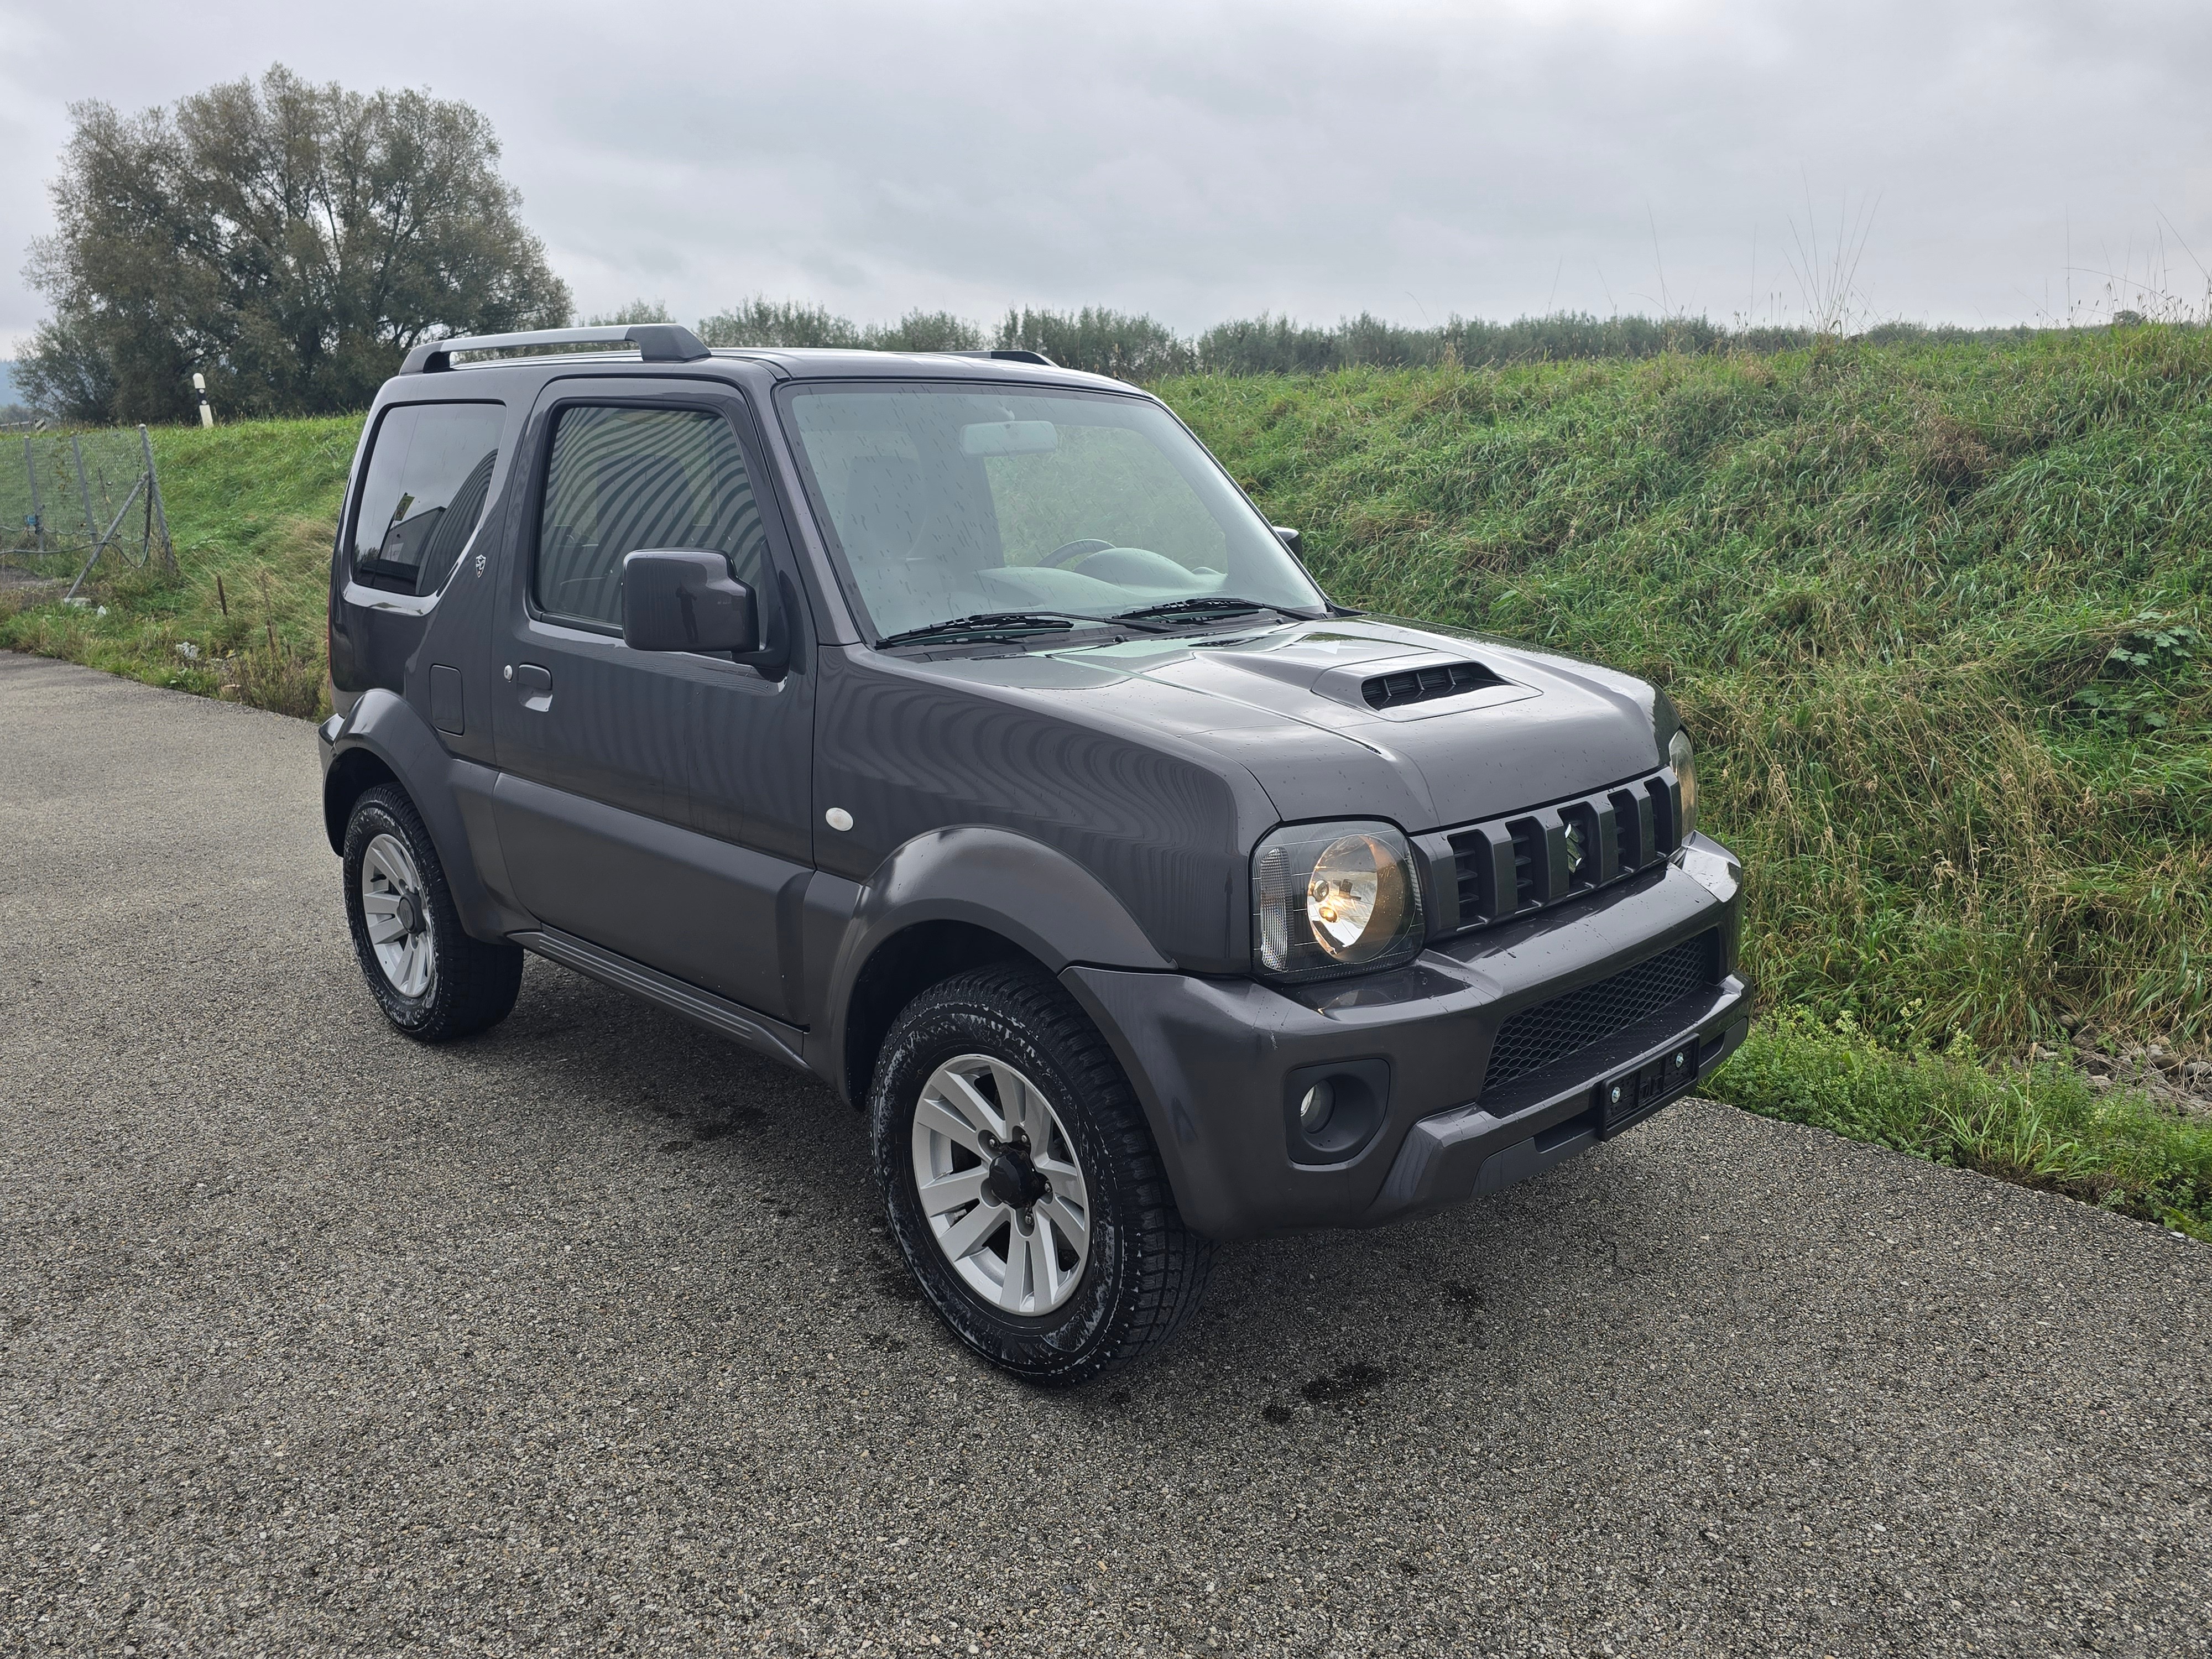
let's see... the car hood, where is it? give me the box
[914,614,1667,832]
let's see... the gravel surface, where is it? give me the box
[3,650,2208,1658]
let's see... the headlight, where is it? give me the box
[1253,821,1425,979]
[1668,727,1697,842]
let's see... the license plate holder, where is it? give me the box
[1597,1041,1700,1135]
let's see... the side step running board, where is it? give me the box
[512,927,809,1073]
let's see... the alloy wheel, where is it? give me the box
[909,1053,1093,1315]
[359,831,436,999]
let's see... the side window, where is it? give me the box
[351,402,505,596]
[534,406,768,630]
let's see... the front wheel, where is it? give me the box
[341,784,522,1042]
[871,963,1213,1385]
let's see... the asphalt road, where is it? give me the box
[3,649,2208,1658]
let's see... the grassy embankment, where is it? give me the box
[5,331,2208,1236]
[2,415,359,715]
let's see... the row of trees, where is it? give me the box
[19,66,2058,424]
[681,298,2034,379]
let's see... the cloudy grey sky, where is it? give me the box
[4,0,2209,355]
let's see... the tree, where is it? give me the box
[19,65,571,424]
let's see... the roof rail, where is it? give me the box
[401,324,712,374]
[946,348,1057,367]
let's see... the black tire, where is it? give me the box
[341,783,523,1042]
[871,962,1213,1385]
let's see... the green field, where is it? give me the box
[6,330,2207,1235]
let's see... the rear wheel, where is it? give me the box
[871,962,1213,1384]
[342,784,522,1041]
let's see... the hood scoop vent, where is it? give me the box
[1361,660,1505,711]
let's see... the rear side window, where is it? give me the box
[351,402,504,596]
[534,406,766,630]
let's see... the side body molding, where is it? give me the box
[818,826,1175,1100]
[317,688,530,940]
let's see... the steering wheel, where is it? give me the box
[1040,538,1114,569]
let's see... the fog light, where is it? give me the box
[1298,1080,1336,1133]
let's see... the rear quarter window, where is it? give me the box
[350,402,505,596]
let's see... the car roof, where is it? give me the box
[708,347,1134,392]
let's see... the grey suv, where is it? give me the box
[320,323,1749,1382]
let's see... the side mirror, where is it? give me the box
[1274,525,1303,559]
[622,549,759,656]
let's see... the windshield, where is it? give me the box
[780,384,1327,641]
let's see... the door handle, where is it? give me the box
[509,661,553,709]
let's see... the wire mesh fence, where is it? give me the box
[0,424,175,598]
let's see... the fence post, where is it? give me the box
[137,424,174,573]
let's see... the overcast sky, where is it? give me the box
[4,0,2210,356]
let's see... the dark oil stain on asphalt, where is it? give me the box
[693,1103,770,1141]
[1301,1360,1393,1405]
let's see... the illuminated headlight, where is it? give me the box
[1253,821,1425,979]
[1668,727,1698,842]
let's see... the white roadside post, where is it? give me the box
[194,373,214,428]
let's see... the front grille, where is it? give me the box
[1481,931,1717,1095]
[1363,660,1503,710]
[1444,768,1681,931]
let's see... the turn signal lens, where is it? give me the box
[1668,727,1697,842]
[1252,821,1424,980]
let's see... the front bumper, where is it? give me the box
[1062,834,1748,1240]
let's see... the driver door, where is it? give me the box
[489,380,814,1021]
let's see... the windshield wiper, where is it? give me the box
[1112,596,1296,623]
[875,612,1091,649]
[877,608,1187,649]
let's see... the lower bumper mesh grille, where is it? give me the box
[1481,932,1718,1095]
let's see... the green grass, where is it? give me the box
[5,331,2208,1237]
[1715,1011,2210,1239]
[1,415,359,715]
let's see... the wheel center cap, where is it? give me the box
[394,894,421,935]
[985,1148,1046,1209]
